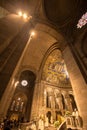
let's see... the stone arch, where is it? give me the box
[19,65,37,77]
[19,70,36,87]
[81,32,87,57]
[34,46,72,122]
[38,43,62,81]
[15,69,36,88]
[61,94,65,110]
[55,110,62,121]
[43,0,83,27]
[46,111,51,123]
[8,92,27,120]
[40,45,70,86]
[69,94,77,111]
[14,92,27,101]
[9,70,36,121]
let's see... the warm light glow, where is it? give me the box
[31,31,35,36]
[65,70,69,78]
[23,13,28,19]
[15,81,19,87]
[76,111,79,116]
[44,90,46,95]
[18,11,32,21]
[18,97,21,101]
[18,11,22,17]
[72,111,75,116]
[12,78,15,85]
[21,80,28,86]
[49,96,51,100]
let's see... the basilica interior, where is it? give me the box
[0,0,87,130]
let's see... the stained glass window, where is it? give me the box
[77,12,87,28]
[10,97,24,112]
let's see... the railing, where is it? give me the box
[56,115,83,130]
[19,115,83,130]
[57,121,67,130]
[66,115,83,130]
[19,121,36,130]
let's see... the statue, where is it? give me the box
[45,116,49,127]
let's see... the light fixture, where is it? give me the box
[29,31,35,40]
[44,90,46,95]
[21,80,28,86]
[77,12,87,28]
[31,31,35,36]
[18,11,22,17]
[18,11,32,21]
[23,13,28,19]
[18,97,21,101]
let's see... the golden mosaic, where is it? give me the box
[42,49,69,85]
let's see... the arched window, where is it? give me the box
[61,94,65,109]
[10,97,25,112]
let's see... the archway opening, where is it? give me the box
[8,70,36,122]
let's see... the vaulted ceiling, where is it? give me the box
[0,0,87,40]
[0,0,87,97]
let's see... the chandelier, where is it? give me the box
[77,12,87,28]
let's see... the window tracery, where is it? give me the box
[10,97,24,112]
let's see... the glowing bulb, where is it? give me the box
[23,13,27,19]
[21,80,28,86]
[18,97,21,101]
[31,31,35,36]
[18,11,22,17]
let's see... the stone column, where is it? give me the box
[63,46,87,130]
[39,81,45,115]
[44,89,47,108]
[30,82,40,120]
[50,91,55,109]
[57,96,63,110]
[30,80,45,120]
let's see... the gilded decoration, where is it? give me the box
[42,49,69,85]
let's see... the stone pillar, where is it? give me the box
[50,90,56,121]
[52,90,55,109]
[30,80,45,120]
[44,89,47,108]
[39,81,45,115]
[50,91,55,109]
[57,96,63,110]
[30,82,40,120]
[63,46,87,130]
